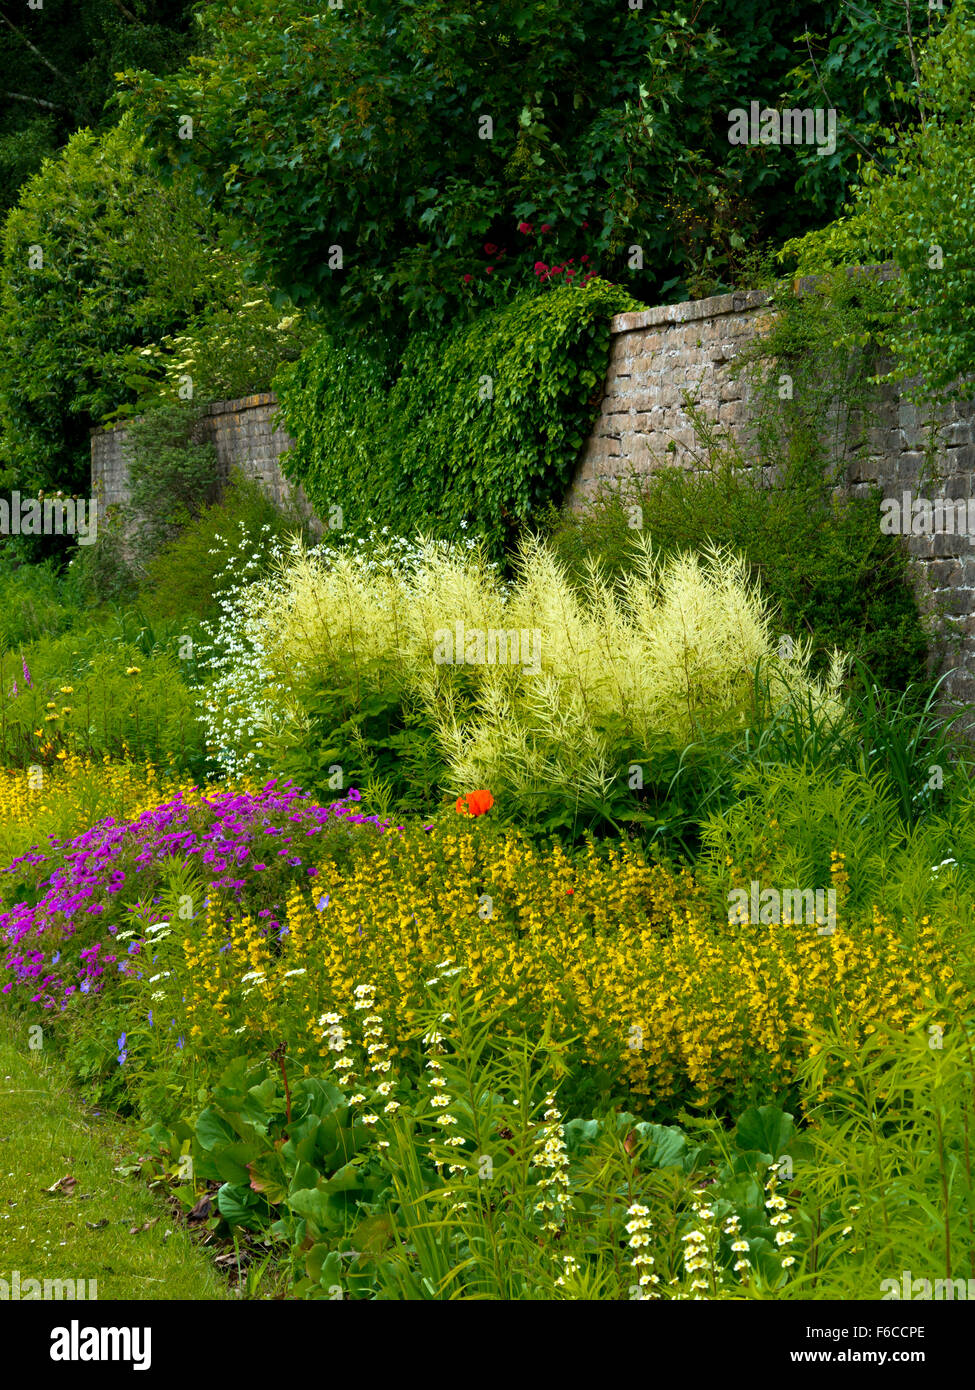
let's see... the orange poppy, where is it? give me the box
[455,789,494,817]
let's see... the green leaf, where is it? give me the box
[734,1106,794,1161]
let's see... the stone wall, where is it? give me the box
[567,289,773,505]
[91,289,975,702]
[90,393,314,530]
[566,283,975,706]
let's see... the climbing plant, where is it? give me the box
[273,279,644,556]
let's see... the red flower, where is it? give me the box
[566,888,574,895]
[540,223,552,233]
[484,242,498,255]
[534,260,548,274]
[518,221,533,234]
[580,254,589,263]
[581,221,589,229]
[456,789,494,817]
[485,266,493,274]
[462,273,473,284]
[551,265,563,275]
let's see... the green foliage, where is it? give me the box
[274,281,643,554]
[66,508,138,606]
[139,294,314,407]
[0,1,195,219]
[125,401,220,571]
[269,671,449,818]
[782,0,975,396]
[0,626,206,774]
[0,560,84,650]
[141,472,308,623]
[0,118,237,496]
[119,0,930,335]
[0,116,300,510]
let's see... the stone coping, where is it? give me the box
[90,392,281,437]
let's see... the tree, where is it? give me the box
[120,0,937,340]
[783,0,974,397]
[0,117,242,496]
[0,0,195,217]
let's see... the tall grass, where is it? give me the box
[242,532,844,827]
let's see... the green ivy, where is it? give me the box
[273,280,643,555]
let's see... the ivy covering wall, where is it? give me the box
[272,280,643,553]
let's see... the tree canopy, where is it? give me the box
[119,0,939,339]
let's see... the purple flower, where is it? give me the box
[22,658,32,689]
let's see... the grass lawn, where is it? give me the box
[0,1008,227,1301]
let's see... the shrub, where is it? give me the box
[141,472,310,623]
[222,530,844,835]
[138,293,313,407]
[545,452,929,699]
[125,402,221,571]
[120,0,923,334]
[781,0,975,398]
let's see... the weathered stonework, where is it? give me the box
[90,394,317,539]
[566,285,975,708]
[91,288,975,704]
